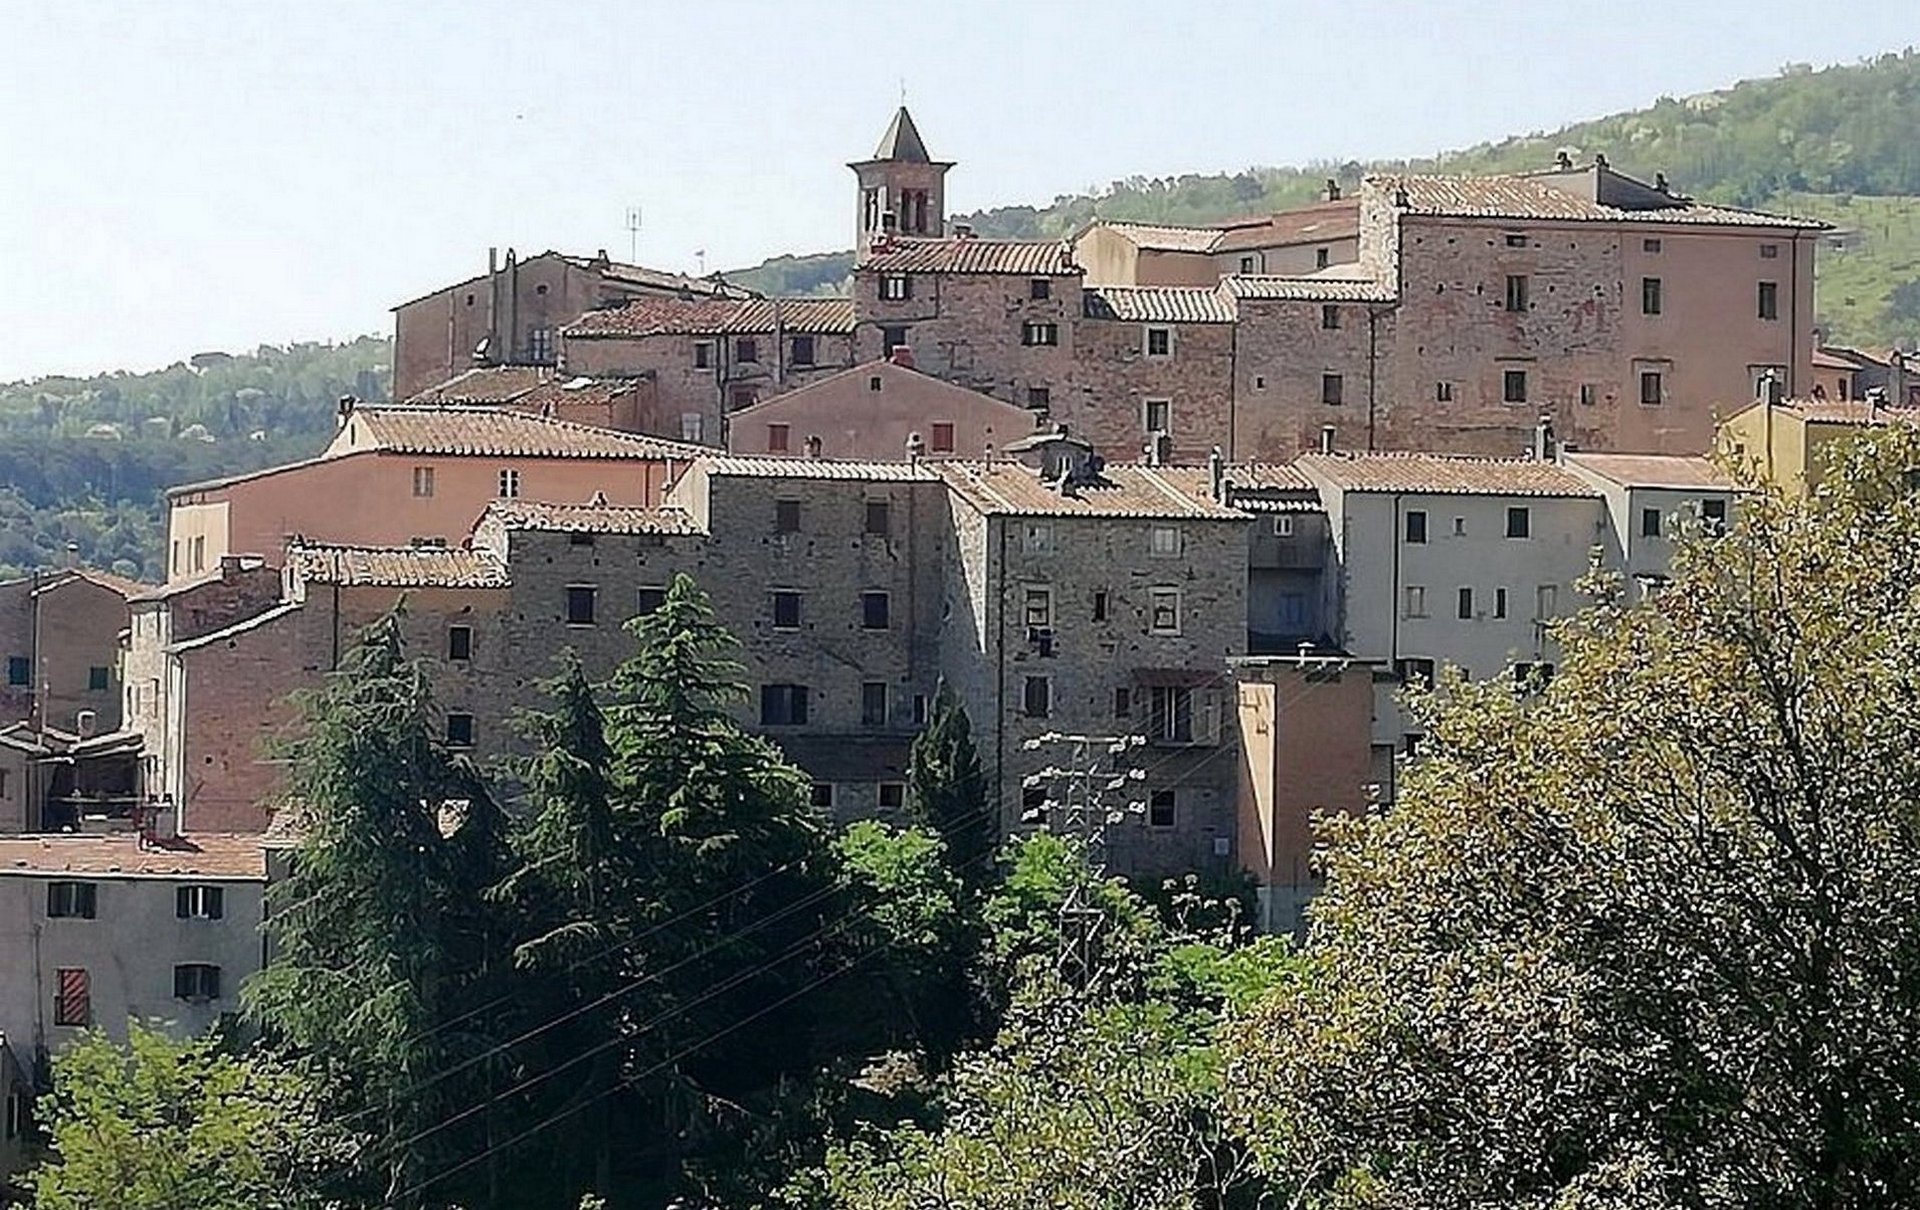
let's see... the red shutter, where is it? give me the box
[55,968,89,1027]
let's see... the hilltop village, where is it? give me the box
[2,105,1919,1184]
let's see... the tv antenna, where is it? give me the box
[624,206,643,263]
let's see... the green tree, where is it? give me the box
[243,609,516,1208]
[29,1023,349,1210]
[1223,431,1920,1208]
[903,684,992,891]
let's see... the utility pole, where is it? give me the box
[1020,731,1147,988]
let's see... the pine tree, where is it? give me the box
[242,608,514,1208]
[904,682,993,890]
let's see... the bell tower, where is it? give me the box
[850,107,954,261]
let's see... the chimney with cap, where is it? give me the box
[1319,424,1336,455]
[336,395,357,429]
[1759,371,1785,407]
[1554,149,1574,171]
[905,431,926,463]
[1208,446,1225,503]
[1145,432,1171,467]
[804,434,823,459]
[952,222,974,239]
[1531,416,1555,461]
[1324,179,1341,202]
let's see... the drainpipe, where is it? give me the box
[1366,306,1381,451]
[1226,315,1240,461]
[29,568,41,737]
[1788,230,1803,397]
[993,516,1007,835]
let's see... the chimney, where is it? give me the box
[488,246,498,275]
[983,441,995,471]
[1554,149,1574,171]
[336,394,357,429]
[1593,152,1610,169]
[1208,446,1225,503]
[218,553,245,578]
[1324,178,1341,202]
[1531,416,1555,461]
[75,709,96,739]
[804,434,823,459]
[1392,184,1409,208]
[1146,432,1171,467]
[1867,385,1888,418]
[952,222,975,239]
[1654,171,1670,194]
[889,345,916,370]
[1319,424,1336,455]
[905,431,926,463]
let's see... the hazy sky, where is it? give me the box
[2,0,1914,380]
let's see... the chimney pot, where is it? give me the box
[1208,446,1225,503]
[1324,178,1340,202]
[906,431,926,463]
[804,434,823,459]
[1319,424,1336,455]
[1554,149,1573,171]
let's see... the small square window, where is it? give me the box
[565,585,597,625]
[912,694,929,725]
[811,782,835,810]
[881,326,908,352]
[1321,373,1344,405]
[47,882,96,920]
[412,466,435,498]
[1274,515,1295,537]
[1404,586,1427,617]
[447,625,472,661]
[694,341,714,369]
[1405,510,1427,544]
[1023,523,1055,554]
[1642,277,1662,316]
[790,334,816,366]
[1702,498,1728,530]
[865,500,891,536]
[930,422,955,452]
[1315,247,1330,269]
[1029,278,1051,300]
[1505,274,1528,312]
[1535,584,1559,620]
[1148,789,1176,828]
[173,963,222,1002]
[1321,304,1340,330]
[1759,243,1779,259]
[767,423,790,453]
[1758,281,1779,321]
[175,885,224,920]
[1022,321,1059,347]
[1641,507,1662,538]
[878,782,905,811]
[53,968,89,1027]
[1148,588,1181,635]
[1092,590,1109,622]
[760,684,810,726]
[1640,370,1664,406]
[771,591,802,630]
[1022,784,1047,818]
[774,499,801,534]
[87,666,109,692]
[1505,507,1531,539]
[1504,232,1528,248]
[446,713,474,747]
[1503,369,1528,404]
[861,681,889,727]
[1143,398,1171,434]
[880,274,913,301]
[1643,238,1662,254]
[1580,383,1597,406]
[1027,386,1051,410]
[1457,587,1474,619]
[1395,657,1436,688]
[1435,381,1454,403]
[498,468,521,499]
[1148,527,1181,558]
[736,337,759,363]
[636,587,667,616]
[861,591,891,630]
[1146,327,1171,356]
[1023,675,1051,718]
[1024,586,1053,630]
[1113,686,1132,718]
[1239,255,1255,273]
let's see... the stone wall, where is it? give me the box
[1064,319,1234,463]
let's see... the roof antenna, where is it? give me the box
[624,206,642,263]
[900,77,907,106]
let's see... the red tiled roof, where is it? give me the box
[1767,399,1920,426]
[858,237,1078,276]
[0,833,268,879]
[563,296,855,339]
[1212,199,1361,252]
[1296,452,1599,497]
[1091,221,1224,254]
[696,455,939,482]
[406,365,555,404]
[938,463,1244,519]
[1561,452,1737,491]
[1083,285,1235,324]
[483,500,704,534]
[342,405,707,459]
[285,543,509,589]
[1378,173,1823,229]
[1221,274,1396,303]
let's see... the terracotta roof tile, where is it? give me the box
[344,405,708,459]
[697,455,940,481]
[563,296,855,338]
[1296,452,1599,497]
[1225,463,1314,491]
[483,500,704,534]
[938,463,1244,519]
[1091,221,1224,254]
[857,237,1077,276]
[0,833,268,879]
[1379,173,1823,229]
[1560,452,1737,491]
[406,365,554,404]
[1222,274,1395,303]
[1212,199,1361,251]
[286,543,509,589]
[1083,285,1235,324]
[1769,398,1920,425]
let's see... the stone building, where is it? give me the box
[935,438,1251,877]
[391,247,753,401]
[723,355,1038,461]
[0,569,143,737]
[560,296,859,444]
[164,403,699,580]
[1072,285,1236,463]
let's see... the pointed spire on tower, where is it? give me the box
[872,106,932,164]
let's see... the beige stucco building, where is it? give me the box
[723,355,1039,461]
